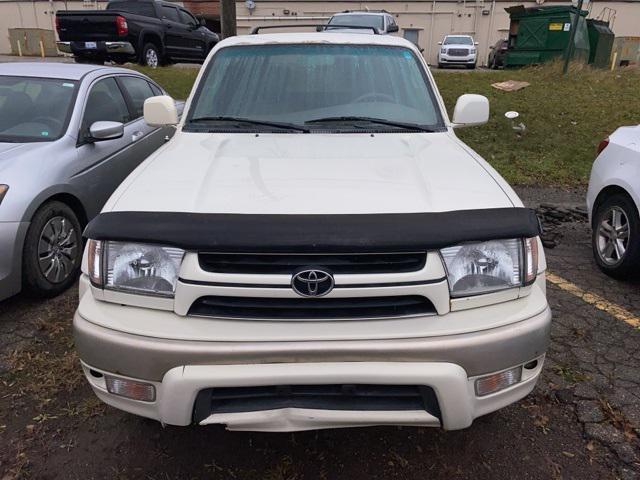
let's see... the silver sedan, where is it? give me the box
[0,63,175,300]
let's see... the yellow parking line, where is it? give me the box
[546,272,640,328]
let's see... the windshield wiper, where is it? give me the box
[305,116,439,132]
[188,116,309,133]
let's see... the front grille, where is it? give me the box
[448,48,469,56]
[188,295,436,320]
[198,252,426,275]
[192,384,442,423]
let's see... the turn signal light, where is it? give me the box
[596,138,609,156]
[475,366,522,397]
[105,376,155,402]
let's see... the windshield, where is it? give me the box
[0,76,77,143]
[444,36,473,45]
[186,44,443,133]
[328,14,384,30]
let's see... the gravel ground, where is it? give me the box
[1,186,639,479]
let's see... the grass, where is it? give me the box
[133,62,640,187]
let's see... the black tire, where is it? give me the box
[140,42,161,68]
[466,63,476,70]
[23,201,83,298]
[438,63,445,69]
[592,193,640,279]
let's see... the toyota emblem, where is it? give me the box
[291,269,334,297]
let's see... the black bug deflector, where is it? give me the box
[84,208,541,253]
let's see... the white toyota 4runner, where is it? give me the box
[75,32,551,432]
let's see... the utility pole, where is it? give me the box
[220,0,237,39]
[562,0,584,75]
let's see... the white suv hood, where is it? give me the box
[106,132,517,214]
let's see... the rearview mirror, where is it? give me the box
[451,94,489,128]
[388,25,399,33]
[89,121,124,141]
[144,95,178,127]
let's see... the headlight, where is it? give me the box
[440,47,447,54]
[440,238,538,297]
[470,48,476,54]
[87,240,184,297]
[0,184,8,205]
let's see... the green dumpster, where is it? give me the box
[504,5,590,67]
[587,19,615,68]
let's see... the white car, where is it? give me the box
[323,11,399,34]
[74,32,551,432]
[587,126,640,278]
[438,35,478,69]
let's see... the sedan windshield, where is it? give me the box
[327,15,384,30]
[0,76,77,142]
[444,36,473,45]
[186,44,444,133]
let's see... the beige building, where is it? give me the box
[234,0,640,65]
[1,0,639,65]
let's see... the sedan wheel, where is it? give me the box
[38,216,78,283]
[592,193,640,279]
[23,201,83,297]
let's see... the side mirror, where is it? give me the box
[89,121,124,141]
[474,41,479,45]
[144,95,178,127]
[451,94,489,128]
[437,41,442,45]
[316,25,324,32]
[388,24,399,33]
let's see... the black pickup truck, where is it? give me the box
[56,0,219,67]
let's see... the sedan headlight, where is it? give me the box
[440,238,538,297]
[0,184,8,205]
[87,240,184,297]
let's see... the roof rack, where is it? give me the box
[340,9,390,14]
[250,24,380,34]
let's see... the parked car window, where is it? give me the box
[162,6,181,22]
[119,76,155,119]
[0,76,77,142]
[328,15,384,30]
[188,44,443,128]
[149,82,163,96]
[179,9,198,27]
[107,1,155,17]
[444,36,473,45]
[82,77,130,136]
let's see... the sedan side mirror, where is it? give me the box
[387,24,399,33]
[89,121,124,142]
[451,94,489,128]
[144,95,178,127]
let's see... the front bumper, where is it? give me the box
[439,53,477,64]
[0,221,28,301]
[74,285,551,431]
[81,356,545,431]
[56,41,136,56]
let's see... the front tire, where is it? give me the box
[592,193,640,279]
[140,42,160,68]
[23,201,83,298]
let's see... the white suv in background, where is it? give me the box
[74,32,550,432]
[438,35,478,69]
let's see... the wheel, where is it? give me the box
[140,42,160,68]
[466,63,476,70]
[23,201,83,297]
[438,63,445,69]
[489,57,497,69]
[592,193,640,279]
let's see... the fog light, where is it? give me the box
[475,366,522,397]
[105,376,156,402]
